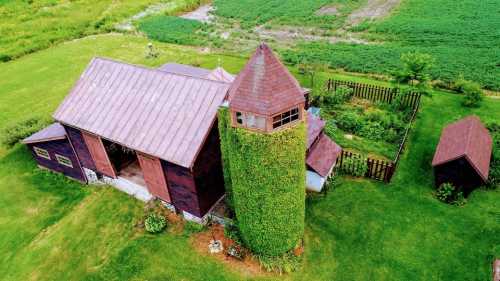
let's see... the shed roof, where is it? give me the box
[307,111,326,149]
[228,44,305,116]
[307,134,342,177]
[22,123,67,144]
[54,57,230,168]
[432,115,493,181]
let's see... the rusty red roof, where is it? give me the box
[307,134,342,177]
[22,123,67,144]
[307,111,326,149]
[432,115,493,181]
[54,57,230,168]
[228,44,305,116]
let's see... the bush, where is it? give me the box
[218,108,306,257]
[340,155,368,177]
[183,221,205,236]
[358,122,385,141]
[1,116,52,147]
[460,80,483,107]
[144,213,167,234]
[336,112,363,133]
[331,86,353,105]
[258,252,302,274]
[487,122,499,188]
[436,183,466,206]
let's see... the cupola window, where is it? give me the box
[272,107,300,129]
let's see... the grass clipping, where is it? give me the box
[218,108,306,256]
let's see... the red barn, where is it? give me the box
[432,116,493,193]
[24,45,341,222]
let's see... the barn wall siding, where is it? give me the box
[434,157,485,194]
[162,161,201,217]
[193,123,225,216]
[64,125,96,171]
[28,140,86,182]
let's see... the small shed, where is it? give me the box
[22,123,85,182]
[432,116,492,193]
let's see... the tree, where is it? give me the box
[395,52,435,96]
[298,60,328,89]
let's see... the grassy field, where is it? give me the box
[0,34,498,280]
[284,0,500,90]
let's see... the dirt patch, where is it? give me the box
[315,5,341,16]
[347,0,401,26]
[181,4,214,23]
[115,2,178,31]
[255,25,369,45]
[190,225,270,278]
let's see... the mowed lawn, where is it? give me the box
[0,34,499,281]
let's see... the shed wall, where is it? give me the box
[64,125,96,171]
[28,139,86,182]
[162,161,201,217]
[193,123,225,216]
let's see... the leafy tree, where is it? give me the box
[395,52,435,96]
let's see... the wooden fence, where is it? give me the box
[330,79,423,182]
[326,79,421,109]
[338,150,395,182]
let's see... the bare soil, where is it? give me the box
[347,0,401,26]
[315,5,341,16]
[190,225,270,278]
[180,4,214,23]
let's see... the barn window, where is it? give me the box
[273,107,300,129]
[34,147,50,160]
[55,154,73,168]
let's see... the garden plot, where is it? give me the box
[320,93,413,161]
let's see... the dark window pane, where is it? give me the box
[273,115,281,122]
[282,111,291,118]
[291,108,298,115]
[291,114,299,121]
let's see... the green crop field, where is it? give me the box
[0,34,498,280]
[213,0,365,29]
[284,0,500,90]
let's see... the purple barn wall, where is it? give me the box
[192,123,225,216]
[162,161,201,216]
[64,125,96,171]
[28,139,86,182]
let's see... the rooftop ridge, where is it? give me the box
[92,57,232,85]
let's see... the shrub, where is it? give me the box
[218,108,306,257]
[0,116,52,147]
[340,155,368,177]
[331,86,354,105]
[144,213,167,234]
[358,122,385,141]
[336,112,363,133]
[460,81,483,107]
[487,122,499,188]
[395,52,434,85]
[258,252,302,274]
[436,183,466,205]
[183,221,205,236]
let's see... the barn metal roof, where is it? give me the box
[228,44,305,116]
[53,57,230,168]
[307,111,326,149]
[432,115,493,181]
[22,123,67,144]
[159,63,235,83]
[307,134,342,177]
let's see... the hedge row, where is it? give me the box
[218,108,306,256]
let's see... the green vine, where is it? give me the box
[218,108,306,256]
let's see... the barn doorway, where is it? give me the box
[102,139,146,187]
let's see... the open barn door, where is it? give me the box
[137,153,171,203]
[81,132,117,178]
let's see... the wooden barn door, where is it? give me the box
[81,132,117,178]
[137,153,171,203]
